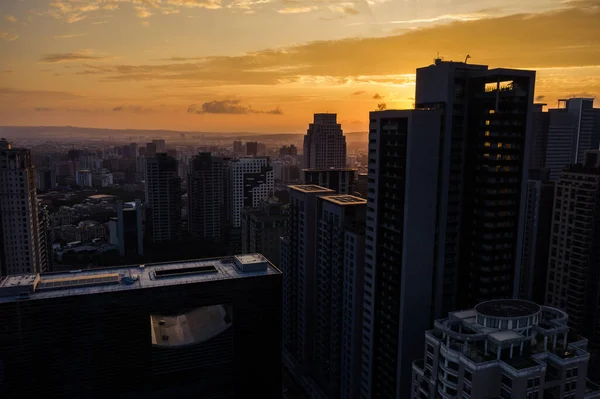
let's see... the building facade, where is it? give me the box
[228,157,274,229]
[145,154,182,242]
[241,197,287,267]
[302,168,357,195]
[303,114,347,169]
[0,254,282,399]
[0,139,45,276]
[412,299,600,399]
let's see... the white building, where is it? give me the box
[228,157,273,228]
[302,113,347,169]
[0,138,45,275]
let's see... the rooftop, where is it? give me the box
[321,195,367,206]
[302,168,358,172]
[475,299,541,318]
[0,254,280,304]
[288,184,335,193]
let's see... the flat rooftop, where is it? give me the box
[288,184,335,193]
[0,254,280,304]
[321,195,367,206]
[475,299,541,318]
[302,168,358,172]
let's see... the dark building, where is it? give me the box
[529,103,550,171]
[146,142,157,157]
[303,114,347,169]
[145,154,181,243]
[233,140,244,155]
[241,197,287,267]
[302,168,357,194]
[188,153,228,241]
[111,200,144,257]
[415,60,536,314]
[355,173,368,198]
[246,142,258,157]
[279,145,298,157]
[0,254,282,399]
[37,203,53,273]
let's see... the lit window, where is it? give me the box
[485,131,490,136]
[489,109,495,114]
[484,142,491,147]
[486,120,490,126]
[498,143,503,148]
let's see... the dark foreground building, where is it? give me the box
[0,254,282,399]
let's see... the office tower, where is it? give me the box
[530,103,550,170]
[518,169,554,304]
[138,146,147,157]
[146,142,157,157]
[145,154,182,243]
[302,168,357,194]
[279,145,298,157]
[227,157,274,229]
[128,142,138,159]
[411,299,600,399]
[0,139,45,276]
[258,142,266,156]
[37,203,53,273]
[188,153,227,241]
[546,98,600,180]
[153,139,167,153]
[415,60,536,314]
[76,169,93,187]
[0,254,282,399]
[35,167,54,191]
[233,140,244,155]
[303,113,347,169]
[355,173,368,198]
[241,196,288,267]
[246,141,258,156]
[361,110,441,399]
[109,200,144,257]
[546,150,600,349]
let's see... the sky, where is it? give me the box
[0,0,599,133]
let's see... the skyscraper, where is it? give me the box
[109,200,144,257]
[415,60,536,314]
[0,138,46,276]
[0,254,282,398]
[303,113,347,169]
[546,150,600,349]
[529,103,550,171]
[360,110,442,399]
[246,141,258,157]
[546,98,600,180]
[188,153,227,241]
[302,168,357,194]
[152,139,167,153]
[145,154,181,243]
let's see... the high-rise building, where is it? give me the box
[546,150,600,349]
[76,169,93,187]
[415,60,536,315]
[518,169,554,304]
[241,196,288,267]
[145,154,181,243]
[246,141,258,157]
[302,168,357,194]
[530,103,550,171]
[188,153,228,241]
[152,139,167,154]
[411,299,600,399]
[360,109,442,399]
[37,203,53,273]
[546,98,600,180]
[355,173,368,198]
[0,139,45,276]
[109,200,144,257]
[279,145,298,157]
[303,113,347,169]
[146,142,157,157]
[227,157,273,229]
[0,254,282,398]
[233,140,244,155]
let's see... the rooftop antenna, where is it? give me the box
[434,52,442,65]
[465,54,471,63]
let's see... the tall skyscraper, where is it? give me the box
[529,103,550,170]
[0,254,282,398]
[546,150,600,349]
[187,153,227,241]
[233,140,244,155]
[109,200,144,257]
[302,168,357,194]
[303,113,347,169]
[145,154,181,243]
[152,139,167,154]
[227,157,274,229]
[280,186,366,399]
[0,139,46,276]
[411,299,600,399]
[546,98,600,180]
[246,141,258,157]
[415,60,536,315]
[241,196,287,267]
[518,169,554,304]
[360,110,442,399]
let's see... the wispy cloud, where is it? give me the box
[0,32,19,42]
[352,91,365,95]
[4,15,17,23]
[135,7,152,19]
[0,87,83,100]
[372,93,383,99]
[113,104,154,113]
[277,6,318,14]
[53,33,88,39]
[40,51,112,63]
[35,107,53,112]
[188,100,283,114]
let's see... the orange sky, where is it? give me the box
[0,0,599,132]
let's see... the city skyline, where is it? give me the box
[1,0,599,132]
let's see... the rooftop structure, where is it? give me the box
[287,184,335,193]
[320,195,366,206]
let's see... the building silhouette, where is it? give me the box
[0,254,282,399]
[302,168,357,194]
[144,154,181,243]
[108,200,144,257]
[241,196,287,267]
[303,114,347,169]
[246,141,258,157]
[412,299,600,399]
[227,157,273,229]
[0,138,47,276]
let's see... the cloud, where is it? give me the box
[0,87,83,100]
[92,20,109,24]
[277,6,318,14]
[135,7,152,18]
[35,107,53,112]
[40,51,112,63]
[112,104,154,113]
[353,91,365,95]
[0,32,19,42]
[53,33,88,39]
[328,3,360,15]
[372,93,383,99]
[188,100,283,115]
[5,15,17,23]
[167,0,223,9]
